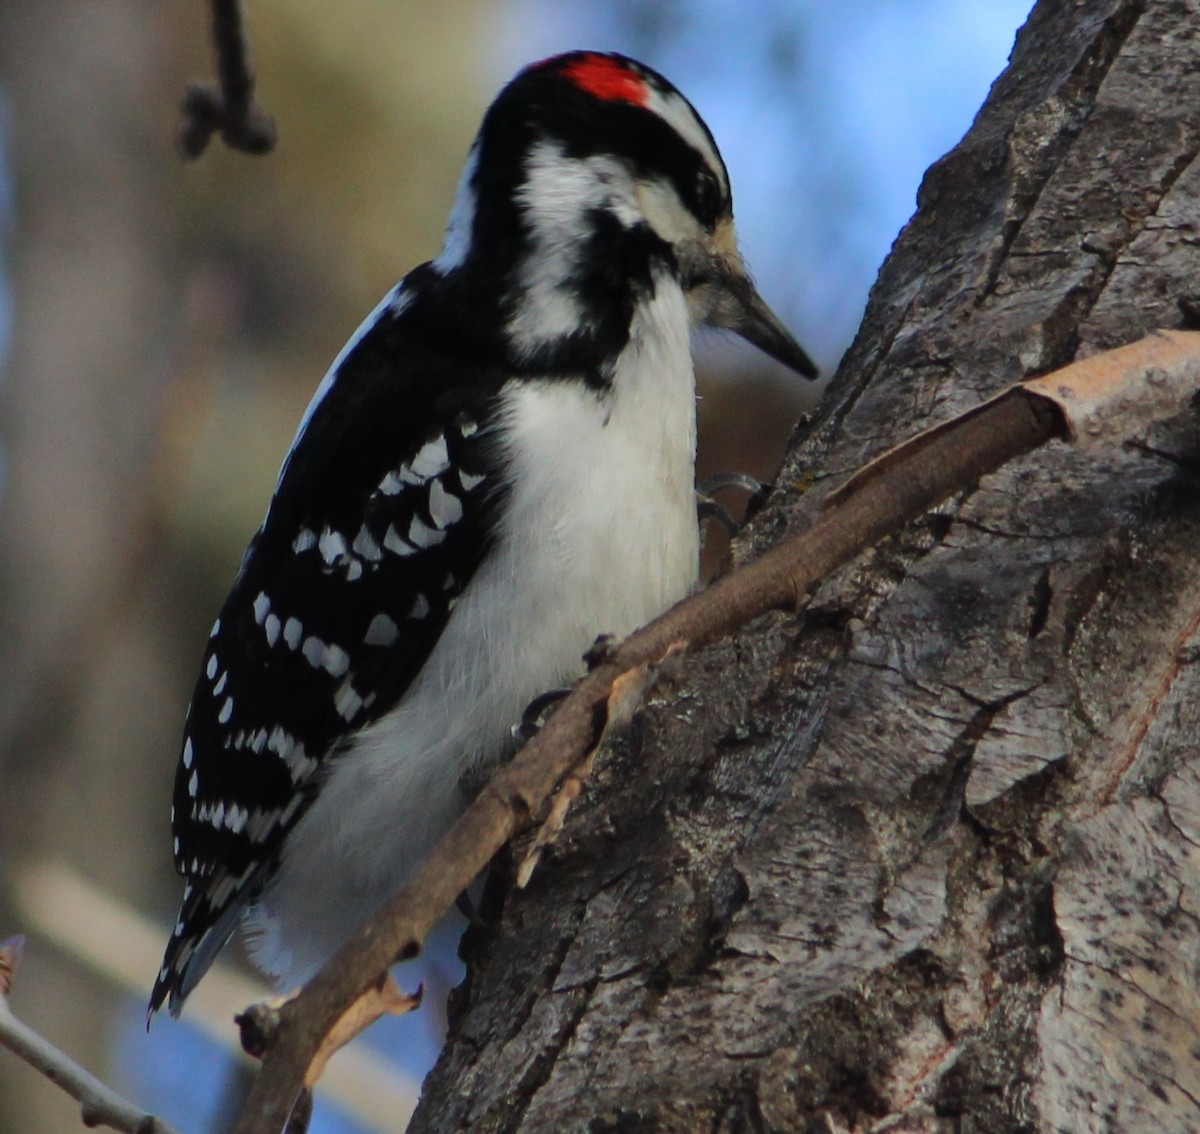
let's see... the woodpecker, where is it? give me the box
[150,51,816,1021]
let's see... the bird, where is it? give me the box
[150,50,816,1021]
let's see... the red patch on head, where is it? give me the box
[560,55,648,106]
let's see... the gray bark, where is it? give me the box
[411,1,1200,1131]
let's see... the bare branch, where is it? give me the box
[516,641,688,888]
[304,977,421,1090]
[9,861,419,1129]
[178,0,276,159]
[231,329,1200,1132]
[0,937,185,1134]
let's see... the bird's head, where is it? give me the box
[434,51,816,379]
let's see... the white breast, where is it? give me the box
[244,277,699,985]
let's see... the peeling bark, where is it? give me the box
[411,1,1200,1130]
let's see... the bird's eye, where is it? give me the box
[694,168,722,227]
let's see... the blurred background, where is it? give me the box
[0,1,1032,1130]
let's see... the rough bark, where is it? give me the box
[411,1,1200,1131]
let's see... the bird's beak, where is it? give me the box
[717,269,819,378]
[691,219,818,380]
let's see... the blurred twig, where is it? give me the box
[178,0,277,159]
[10,862,419,1132]
[0,936,185,1134]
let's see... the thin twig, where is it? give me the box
[0,937,185,1134]
[178,0,276,159]
[9,861,419,1130]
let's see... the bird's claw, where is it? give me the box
[696,470,774,536]
[513,687,573,741]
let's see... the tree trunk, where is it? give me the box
[411,1,1200,1130]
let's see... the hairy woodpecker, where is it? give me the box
[150,51,816,1021]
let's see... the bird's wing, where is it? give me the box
[151,276,509,1017]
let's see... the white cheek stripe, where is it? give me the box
[507,141,642,355]
[644,86,727,197]
[636,178,704,247]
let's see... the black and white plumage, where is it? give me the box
[150,51,816,1021]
